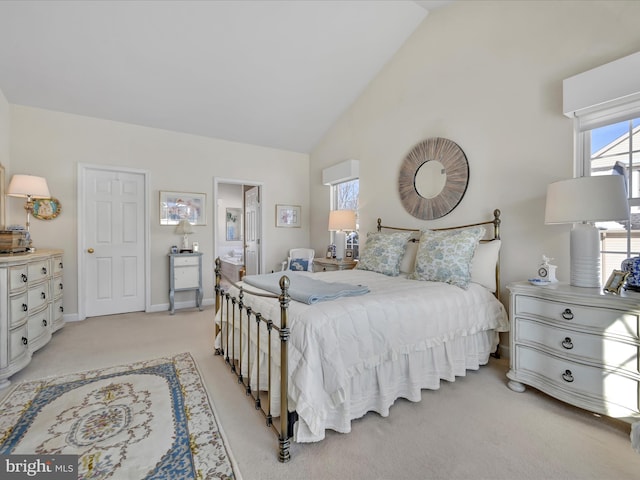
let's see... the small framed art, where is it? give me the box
[603,269,629,295]
[345,248,354,258]
[276,204,301,228]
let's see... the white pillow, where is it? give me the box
[470,240,501,292]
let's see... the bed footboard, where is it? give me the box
[214,258,293,462]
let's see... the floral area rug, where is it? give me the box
[0,353,238,479]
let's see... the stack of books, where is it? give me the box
[0,230,30,254]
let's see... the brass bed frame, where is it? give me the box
[213,209,501,462]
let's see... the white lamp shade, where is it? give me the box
[7,174,50,199]
[175,219,194,235]
[545,175,629,224]
[328,210,356,231]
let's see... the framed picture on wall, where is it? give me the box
[160,191,206,225]
[276,204,301,228]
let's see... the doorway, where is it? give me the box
[214,178,263,276]
[77,164,149,319]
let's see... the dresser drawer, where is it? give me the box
[9,324,29,363]
[52,297,64,323]
[51,256,64,274]
[50,276,64,298]
[27,283,49,312]
[27,307,52,351]
[515,317,639,374]
[515,295,639,339]
[9,292,29,327]
[516,345,639,415]
[27,259,50,283]
[8,265,28,293]
[173,256,199,267]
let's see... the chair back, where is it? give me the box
[285,248,315,271]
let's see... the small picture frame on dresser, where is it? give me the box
[603,269,629,294]
[345,248,353,258]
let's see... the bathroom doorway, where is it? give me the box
[213,178,263,279]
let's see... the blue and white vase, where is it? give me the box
[621,257,640,291]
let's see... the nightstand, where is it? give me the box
[313,258,357,272]
[169,252,203,314]
[507,281,640,426]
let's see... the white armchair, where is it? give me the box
[281,248,315,271]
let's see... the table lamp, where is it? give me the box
[328,210,356,260]
[175,218,194,252]
[545,175,629,288]
[7,174,51,234]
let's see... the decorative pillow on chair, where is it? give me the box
[288,258,310,271]
[409,226,485,289]
[356,231,413,276]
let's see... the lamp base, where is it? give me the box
[570,223,601,288]
[335,231,346,260]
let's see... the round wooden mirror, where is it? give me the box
[398,137,469,220]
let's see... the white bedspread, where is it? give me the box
[215,269,509,442]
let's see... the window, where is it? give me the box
[581,117,640,283]
[331,179,360,258]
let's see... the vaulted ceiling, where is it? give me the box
[0,1,452,153]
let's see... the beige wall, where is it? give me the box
[309,1,640,307]
[8,105,310,317]
[0,88,9,216]
[4,0,640,322]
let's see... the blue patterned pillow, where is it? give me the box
[289,258,310,271]
[409,226,485,289]
[356,231,413,276]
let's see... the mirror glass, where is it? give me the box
[225,208,242,241]
[414,160,446,199]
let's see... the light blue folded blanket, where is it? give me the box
[242,272,369,305]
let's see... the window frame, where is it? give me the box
[575,110,640,282]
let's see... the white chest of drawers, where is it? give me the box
[168,252,203,314]
[507,281,640,424]
[0,249,65,388]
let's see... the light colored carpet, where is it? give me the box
[2,307,639,480]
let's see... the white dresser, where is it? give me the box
[507,281,640,424]
[0,249,65,388]
[168,252,203,314]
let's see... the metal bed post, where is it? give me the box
[278,275,291,463]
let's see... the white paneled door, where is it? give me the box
[79,165,147,318]
[244,186,261,276]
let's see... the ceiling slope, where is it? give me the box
[0,1,451,153]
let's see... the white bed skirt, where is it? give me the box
[216,325,499,443]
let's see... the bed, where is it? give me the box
[214,210,508,462]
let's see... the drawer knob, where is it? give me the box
[59,261,63,268]
[42,319,47,327]
[22,303,28,312]
[561,308,574,320]
[561,337,574,349]
[22,337,28,346]
[59,306,64,312]
[41,292,46,300]
[21,273,28,283]
[562,369,574,383]
[41,267,47,275]
[59,283,63,290]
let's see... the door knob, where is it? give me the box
[87,248,95,254]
